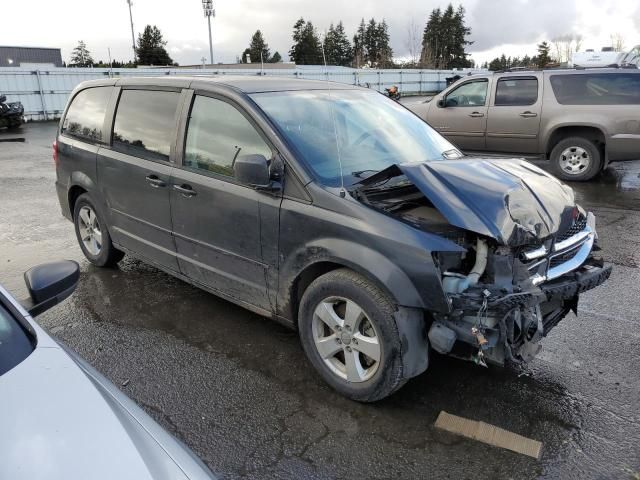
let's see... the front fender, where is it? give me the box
[278,236,454,323]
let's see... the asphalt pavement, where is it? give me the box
[1,122,639,479]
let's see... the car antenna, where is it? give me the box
[321,34,346,198]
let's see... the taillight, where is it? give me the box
[53,139,59,167]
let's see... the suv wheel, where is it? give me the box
[73,193,124,267]
[550,137,602,181]
[298,269,407,402]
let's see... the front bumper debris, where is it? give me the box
[541,259,612,301]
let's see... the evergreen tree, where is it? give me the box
[323,21,353,66]
[289,18,323,65]
[420,4,472,69]
[536,41,551,68]
[364,18,379,66]
[136,25,173,66]
[70,40,94,67]
[242,30,271,64]
[352,19,367,68]
[269,51,282,63]
[376,19,393,68]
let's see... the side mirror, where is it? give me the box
[437,98,446,108]
[22,261,80,316]
[234,154,279,190]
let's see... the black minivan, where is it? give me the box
[55,76,611,401]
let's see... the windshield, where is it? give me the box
[0,303,34,376]
[251,90,460,187]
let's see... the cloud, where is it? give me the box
[468,0,579,51]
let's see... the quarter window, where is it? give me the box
[495,77,538,106]
[444,80,488,107]
[112,89,181,162]
[550,73,640,105]
[184,95,272,178]
[61,87,112,143]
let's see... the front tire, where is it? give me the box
[73,193,124,267]
[298,269,407,402]
[550,137,602,181]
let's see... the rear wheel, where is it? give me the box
[73,193,124,267]
[298,269,407,402]
[550,137,602,181]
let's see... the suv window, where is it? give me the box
[445,80,488,107]
[184,95,272,178]
[61,87,112,143]
[112,89,181,162]
[550,73,640,105]
[495,77,538,106]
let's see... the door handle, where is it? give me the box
[145,174,166,188]
[173,184,197,197]
[468,112,485,118]
[519,111,538,118]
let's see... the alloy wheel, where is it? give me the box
[311,296,381,383]
[78,205,102,256]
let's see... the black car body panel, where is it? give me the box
[0,94,24,129]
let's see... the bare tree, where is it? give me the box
[404,19,422,66]
[610,33,626,52]
[552,34,583,63]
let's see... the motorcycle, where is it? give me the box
[385,86,401,101]
[0,94,24,129]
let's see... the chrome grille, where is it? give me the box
[556,215,587,242]
[524,213,596,283]
[548,244,581,269]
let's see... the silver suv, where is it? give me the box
[407,68,640,181]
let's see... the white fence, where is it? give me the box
[0,66,476,121]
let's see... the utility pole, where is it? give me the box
[202,0,215,66]
[126,0,136,62]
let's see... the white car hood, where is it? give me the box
[0,343,201,480]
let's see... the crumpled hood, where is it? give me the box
[364,159,576,246]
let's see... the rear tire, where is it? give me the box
[73,193,124,267]
[549,137,602,181]
[298,268,407,402]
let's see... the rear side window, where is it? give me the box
[495,77,538,106]
[112,89,181,162]
[61,87,112,143]
[184,95,272,178]
[550,73,640,105]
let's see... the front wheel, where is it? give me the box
[298,269,407,402]
[73,193,124,267]
[549,137,602,181]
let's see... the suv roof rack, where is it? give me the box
[573,63,638,70]
[493,64,638,74]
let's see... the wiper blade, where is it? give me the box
[351,169,379,178]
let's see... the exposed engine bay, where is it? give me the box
[353,159,612,367]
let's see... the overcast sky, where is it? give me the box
[3,0,640,66]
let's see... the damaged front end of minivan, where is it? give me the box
[354,158,612,367]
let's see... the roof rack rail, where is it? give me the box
[573,63,638,70]
[492,64,638,74]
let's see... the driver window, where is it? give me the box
[445,80,488,107]
[184,95,272,178]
